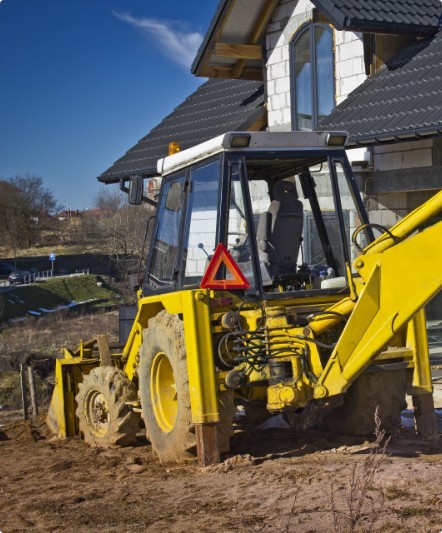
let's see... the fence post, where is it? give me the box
[20,364,28,421]
[27,365,39,418]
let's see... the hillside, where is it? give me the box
[0,275,123,322]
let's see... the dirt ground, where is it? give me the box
[1,406,441,533]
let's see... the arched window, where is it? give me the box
[291,24,334,131]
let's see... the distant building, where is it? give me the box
[56,208,106,221]
[57,209,80,221]
[81,208,105,219]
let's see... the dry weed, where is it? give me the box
[0,310,119,408]
[331,407,390,533]
[0,310,118,364]
[284,471,308,532]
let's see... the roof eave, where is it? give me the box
[191,0,232,76]
[310,0,440,35]
[191,0,278,79]
[97,166,158,185]
[309,0,347,30]
[347,125,442,147]
[342,19,439,36]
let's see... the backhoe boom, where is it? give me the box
[315,191,442,405]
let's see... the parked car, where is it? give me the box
[8,270,31,285]
[0,261,15,277]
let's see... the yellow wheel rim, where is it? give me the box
[150,351,178,433]
[84,390,110,437]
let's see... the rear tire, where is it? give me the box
[323,369,406,435]
[139,312,196,463]
[139,311,234,462]
[75,366,140,448]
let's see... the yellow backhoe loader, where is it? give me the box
[47,131,441,465]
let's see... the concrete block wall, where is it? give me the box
[374,139,433,172]
[266,0,313,131]
[334,31,366,104]
[366,188,439,239]
[366,192,408,227]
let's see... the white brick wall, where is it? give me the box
[266,0,313,130]
[265,0,366,130]
[367,192,408,227]
[334,29,366,97]
[368,207,406,227]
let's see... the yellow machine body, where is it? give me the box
[46,131,441,464]
[48,190,442,438]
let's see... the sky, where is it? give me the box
[0,0,218,210]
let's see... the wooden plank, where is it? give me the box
[27,366,39,418]
[412,393,438,441]
[232,0,279,78]
[71,337,100,358]
[194,0,236,76]
[248,114,267,132]
[20,364,28,421]
[97,334,112,366]
[249,0,280,44]
[202,65,263,81]
[215,43,263,60]
[195,424,220,466]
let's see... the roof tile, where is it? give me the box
[99,79,265,182]
[312,0,442,33]
[319,30,442,145]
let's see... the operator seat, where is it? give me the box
[257,180,304,284]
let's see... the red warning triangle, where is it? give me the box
[200,243,250,290]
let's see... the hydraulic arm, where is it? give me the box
[314,190,442,402]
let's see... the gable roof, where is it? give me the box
[99,78,265,183]
[311,0,442,34]
[319,30,442,146]
[193,0,442,79]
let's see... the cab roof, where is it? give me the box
[157,131,348,176]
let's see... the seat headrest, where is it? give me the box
[273,180,298,201]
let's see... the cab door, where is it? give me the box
[144,156,224,293]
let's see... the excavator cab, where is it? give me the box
[144,131,370,298]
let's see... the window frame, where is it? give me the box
[143,154,226,296]
[290,23,335,131]
[142,172,188,295]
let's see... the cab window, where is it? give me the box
[148,177,185,287]
[182,159,221,286]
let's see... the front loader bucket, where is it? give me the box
[46,364,66,437]
[46,335,120,439]
[46,357,99,439]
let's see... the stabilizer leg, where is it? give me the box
[195,424,220,466]
[412,393,438,441]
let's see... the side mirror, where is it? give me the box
[128,175,143,205]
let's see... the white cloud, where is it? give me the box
[114,12,203,70]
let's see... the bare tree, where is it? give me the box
[90,186,154,281]
[0,175,59,251]
[93,185,126,212]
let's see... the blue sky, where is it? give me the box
[0,0,218,209]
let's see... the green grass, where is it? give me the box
[386,486,412,500]
[0,275,122,322]
[398,507,430,517]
